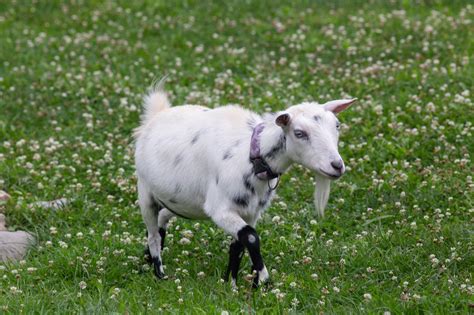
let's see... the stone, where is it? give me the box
[29,198,68,210]
[0,214,36,262]
[0,214,5,231]
[0,231,35,262]
[0,190,10,202]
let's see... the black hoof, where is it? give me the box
[152,257,165,279]
[154,266,165,279]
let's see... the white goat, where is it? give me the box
[134,84,355,287]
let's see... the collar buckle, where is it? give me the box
[250,156,280,180]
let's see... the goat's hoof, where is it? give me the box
[151,256,165,279]
[153,264,166,279]
[251,266,270,289]
[230,278,238,290]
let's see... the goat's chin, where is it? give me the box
[314,174,331,217]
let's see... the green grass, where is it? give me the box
[1,0,473,313]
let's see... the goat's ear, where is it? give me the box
[324,98,357,114]
[275,113,291,128]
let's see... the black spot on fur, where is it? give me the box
[243,173,255,194]
[169,198,177,204]
[258,188,272,208]
[173,154,183,166]
[258,197,270,208]
[314,115,321,122]
[215,176,219,185]
[233,194,250,208]
[223,149,233,160]
[264,133,286,159]
[191,131,200,144]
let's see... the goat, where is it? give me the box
[134,83,355,287]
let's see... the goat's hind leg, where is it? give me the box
[139,182,165,279]
[144,209,174,264]
[157,208,174,250]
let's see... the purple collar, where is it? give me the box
[250,123,281,181]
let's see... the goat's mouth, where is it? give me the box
[318,168,342,179]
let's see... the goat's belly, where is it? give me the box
[149,177,210,220]
[155,195,209,220]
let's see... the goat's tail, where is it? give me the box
[135,76,170,138]
[142,76,170,122]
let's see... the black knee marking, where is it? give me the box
[225,240,245,282]
[159,227,166,249]
[152,256,165,279]
[237,225,264,288]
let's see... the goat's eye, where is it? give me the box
[336,121,341,130]
[294,129,308,139]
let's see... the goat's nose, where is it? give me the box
[331,159,343,171]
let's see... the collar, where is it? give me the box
[250,123,281,181]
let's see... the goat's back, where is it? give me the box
[135,104,259,218]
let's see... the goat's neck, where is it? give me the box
[259,123,292,175]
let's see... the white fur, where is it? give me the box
[314,175,331,216]
[135,86,353,282]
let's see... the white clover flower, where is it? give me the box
[179,237,191,245]
[79,281,87,290]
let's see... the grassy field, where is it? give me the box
[1,0,473,313]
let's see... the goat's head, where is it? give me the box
[275,99,356,216]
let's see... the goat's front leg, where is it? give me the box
[211,213,269,288]
[238,225,269,288]
[224,239,245,286]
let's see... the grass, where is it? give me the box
[0,0,473,313]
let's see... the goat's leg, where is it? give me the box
[138,182,165,279]
[157,208,174,250]
[211,213,269,288]
[238,225,269,288]
[224,239,245,286]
